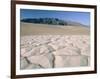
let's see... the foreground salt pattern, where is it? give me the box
[21,35,90,69]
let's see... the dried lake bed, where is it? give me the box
[20,35,90,69]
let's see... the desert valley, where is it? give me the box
[20,20,90,69]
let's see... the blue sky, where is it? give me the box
[20,9,90,26]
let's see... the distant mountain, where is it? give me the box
[21,18,89,27]
[66,21,89,27]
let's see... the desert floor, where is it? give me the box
[20,22,89,35]
[20,22,90,69]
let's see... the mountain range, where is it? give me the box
[21,18,89,27]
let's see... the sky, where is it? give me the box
[20,9,90,26]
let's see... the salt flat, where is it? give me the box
[20,22,90,69]
[20,22,89,36]
[20,35,90,69]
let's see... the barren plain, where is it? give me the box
[20,22,90,69]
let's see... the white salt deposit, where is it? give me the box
[20,35,90,69]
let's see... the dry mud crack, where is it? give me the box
[21,35,90,69]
